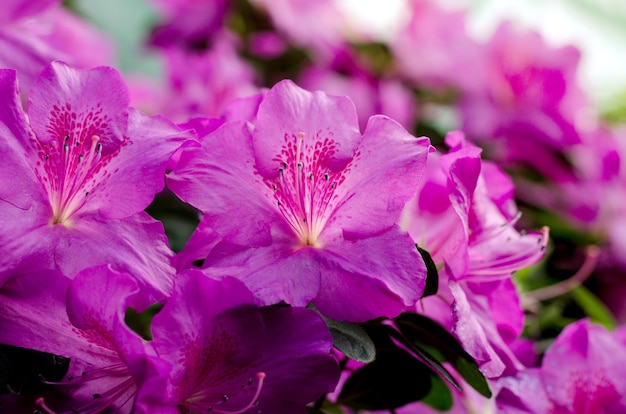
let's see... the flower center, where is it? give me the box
[181,372,266,414]
[36,364,136,414]
[40,133,103,226]
[266,131,344,248]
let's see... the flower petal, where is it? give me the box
[0,69,50,251]
[252,79,361,177]
[0,212,175,295]
[313,226,426,322]
[84,109,193,219]
[168,120,285,246]
[324,115,431,240]
[28,61,128,152]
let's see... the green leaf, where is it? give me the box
[571,285,617,330]
[394,313,492,398]
[420,371,453,411]
[125,303,163,341]
[384,325,461,391]
[324,318,376,363]
[417,245,439,297]
[337,346,435,411]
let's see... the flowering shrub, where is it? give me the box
[1,0,625,413]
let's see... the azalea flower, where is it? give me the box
[0,265,157,413]
[403,131,548,377]
[458,21,586,177]
[168,79,431,322]
[134,271,340,413]
[0,62,190,292]
[496,319,626,413]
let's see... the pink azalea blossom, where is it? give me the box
[168,80,431,322]
[134,271,340,413]
[497,319,626,413]
[403,132,548,377]
[458,21,587,172]
[0,62,190,293]
[0,266,158,413]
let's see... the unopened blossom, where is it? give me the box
[0,266,159,413]
[168,80,431,322]
[497,319,626,413]
[0,62,190,292]
[134,271,340,413]
[403,131,548,377]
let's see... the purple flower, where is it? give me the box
[168,80,431,322]
[134,271,340,413]
[497,319,626,413]
[458,22,586,172]
[403,132,548,377]
[0,62,190,292]
[0,266,158,413]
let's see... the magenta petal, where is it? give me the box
[0,0,59,22]
[252,79,361,177]
[254,307,340,412]
[28,61,129,151]
[67,265,150,356]
[173,216,222,271]
[326,115,431,239]
[313,226,426,322]
[203,241,322,307]
[0,70,50,249]
[86,109,192,219]
[1,212,175,295]
[496,369,553,413]
[145,271,338,412]
[149,272,263,402]
[168,120,284,246]
[0,269,84,359]
[541,319,626,412]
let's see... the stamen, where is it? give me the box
[184,372,266,414]
[37,365,135,414]
[50,135,103,224]
[523,245,600,311]
[35,398,58,414]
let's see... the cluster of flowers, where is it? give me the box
[1,0,625,413]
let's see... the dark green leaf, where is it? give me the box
[417,245,438,297]
[384,325,461,391]
[125,303,163,341]
[337,346,434,411]
[420,370,453,411]
[394,313,492,398]
[0,345,69,395]
[571,285,616,330]
[317,314,376,363]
